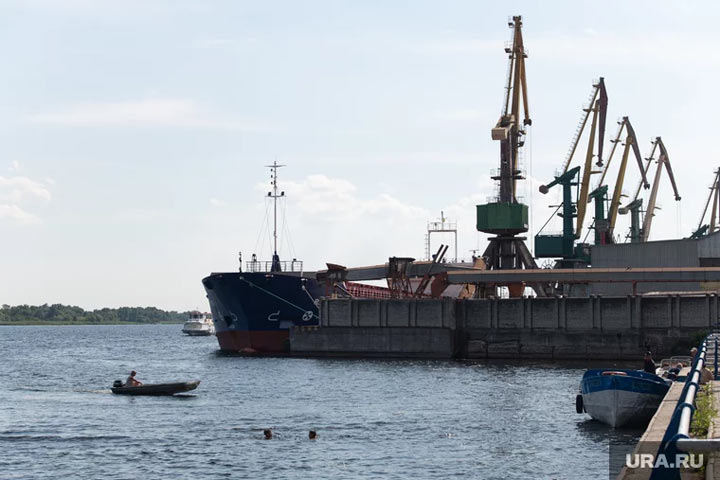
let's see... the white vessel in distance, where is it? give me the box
[182,311,215,336]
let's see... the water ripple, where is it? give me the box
[0,324,641,479]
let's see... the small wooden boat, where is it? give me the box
[111,380,200,396]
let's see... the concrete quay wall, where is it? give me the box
[289,295,720,359]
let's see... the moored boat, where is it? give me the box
[202,161,322,354]
[182,311,215,336]
[111,380,200,396]
[201,162,414,354]
[577,369,670,428]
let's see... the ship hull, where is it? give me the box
[182,329,214,336]
[580,369,669,428]
[202,272,322,353]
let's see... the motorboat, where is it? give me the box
[182,311,215,336]
[576,369,670,428]
[111,380,200,396]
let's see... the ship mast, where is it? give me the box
[266,161,285,272]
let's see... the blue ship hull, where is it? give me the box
[580,369,670,427]
[202,272,323,353]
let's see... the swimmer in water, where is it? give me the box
[263,429,272,440]
[309,430,317,440]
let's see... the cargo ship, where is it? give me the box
[201,161,318,352]
[203,265,323,353]
[202,162,392,353]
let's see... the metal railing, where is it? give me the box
[245,260,304,273]
[650,333,720,479]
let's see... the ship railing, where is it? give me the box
[245,260,304,273]
[649,333,720,479]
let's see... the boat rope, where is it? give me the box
[238,276,320,321]
[301,285,320,310]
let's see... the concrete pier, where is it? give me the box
[616,380,688,480]
[290,294,719,359]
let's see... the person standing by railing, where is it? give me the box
[690,346,713,383]
[643,351,656,374]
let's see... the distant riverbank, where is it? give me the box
[0,304,189,326]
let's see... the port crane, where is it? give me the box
[535,78,609,265]
[690,168,720,239]
[476,16,547,296]
[590,116,649,244]
[618,137,680,242]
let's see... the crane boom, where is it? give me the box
[657,139,681,201]
[575,100,599,239]
[595,119,626,189]
[694,169,720,235]
[601,117,647,238]
[561,78,607,173]
[491,15,530,204]
[634,138,681,242]
[623,119,650,189]
[607,133,633,233]
[710,182,720,233]
[631,142,657,203]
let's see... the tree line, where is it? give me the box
[0,304,189,325]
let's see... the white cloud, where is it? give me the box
[0,176,51,225]
[8,161,19,172]
[0,176,51,202]
[0,204,40,224]
[27,99,277,132]
[209,197,226,207]
[249,174,431,265]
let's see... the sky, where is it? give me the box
[0,0,717,311]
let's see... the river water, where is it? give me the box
[0,325,641,479]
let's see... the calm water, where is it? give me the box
[0,325,641,479]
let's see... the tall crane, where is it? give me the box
[565,78,607,240]
[639,138,681,241]
[591,116,649,243]
[490,15,531,204]
[477,16,542,293]
[619,137,680,242]
[535,79,607,264]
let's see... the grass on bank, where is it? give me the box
[691,383,717,438]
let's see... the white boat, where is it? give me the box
[577,369,670,428]
[182,311,215,336]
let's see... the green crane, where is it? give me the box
[535,167,581,260]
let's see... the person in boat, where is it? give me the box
[691,347,698,361]
[125,370,143,387]
[309,430,317,440]
[643,352,656,374]
[263,429,272,440]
